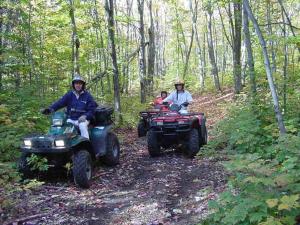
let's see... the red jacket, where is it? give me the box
[153,97,170,111]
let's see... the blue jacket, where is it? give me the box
[50,90,97,120]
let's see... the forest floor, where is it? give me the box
[2,89,234,225]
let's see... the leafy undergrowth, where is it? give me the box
[0,88,53,219]
[200,95,300,225]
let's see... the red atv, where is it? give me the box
[137,103,170,137]
[147,103,207,158]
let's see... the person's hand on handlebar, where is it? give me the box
[41,108,53,115]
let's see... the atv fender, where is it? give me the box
[71,137,95,159]
[90,125,113,158]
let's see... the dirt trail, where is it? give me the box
[2,90,233,225]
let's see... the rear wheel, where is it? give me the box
[18,152,32,179]
[147,130,160,157]
[137,120,147,137]
[200,122,208,146]
[184,129,200,158]
[73,150,92,188]
[201,125,207,146]
[103,133,120,166]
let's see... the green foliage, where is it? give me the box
[118,95,149,128]
[22,179,45,190]
[27,154,49,172]
[0,88,52,163]
[201,99,300,225]
[202,100,273,154]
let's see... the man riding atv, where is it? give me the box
[20,74,120,188]
[41,75,97,139]
[163,80,193,113]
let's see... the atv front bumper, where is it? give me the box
[150,124,191,136]
[21,146,70,153]
[21,137,71,153]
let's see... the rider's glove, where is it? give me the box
[182,102,189,107]
[78,115,87,123]
[41,108,52,115]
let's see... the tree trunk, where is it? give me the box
[206,4,221,92]
[175,4,186,64]
[277,0,300,61]
[232,1,242,93]
[26,0,35,84]
[0,6,3,91]
[190,0,205,89]
[122,0,133,94]
[243,0,286,135]
[69,0,80,75]
[137,0,147,103]
[147,0,155,96]
[202,32,207,79]
[105,0,121,115]
[282,9,288,112]
[182,26,194,80]
[243,5,256,94]
[266,1,276,72]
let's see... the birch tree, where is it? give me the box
[243,0,286,134]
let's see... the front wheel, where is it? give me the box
[184,129,200,158]
[18,152,32,179]
[73,150,92,188]
[137,120,147,137]
[103,133,120,166]
[147,130,160,157]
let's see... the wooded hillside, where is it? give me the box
[1,0,300,224]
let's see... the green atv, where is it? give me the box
[18,106,120,188]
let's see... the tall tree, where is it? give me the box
[105,0,121,115]
[68,0,80,75]
[243,5,256,94]
[147,0,155,95]
[266,1,276,72]
[26,0,35,84]
[189,0,205,89]
[282,7,288,112]
[137,0,147,103]
[277,0,300,61]
[232,0,242,93]
[206,1,221,91]
[0,6,3,91]
[243,0,286,135]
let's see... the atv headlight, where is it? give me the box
[157,121,163,126]
[24,139,32,147]
[178,120,189,125]
[52,119,63,126]
[55,140,65,147]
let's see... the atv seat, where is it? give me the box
[94,106,114,126]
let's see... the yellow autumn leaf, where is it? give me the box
[266,199,278,208]
[278,203,290,211]
[274,174,292,187]
[4,118,12,125]
[280,194,299,204]
[259,216,283,225]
